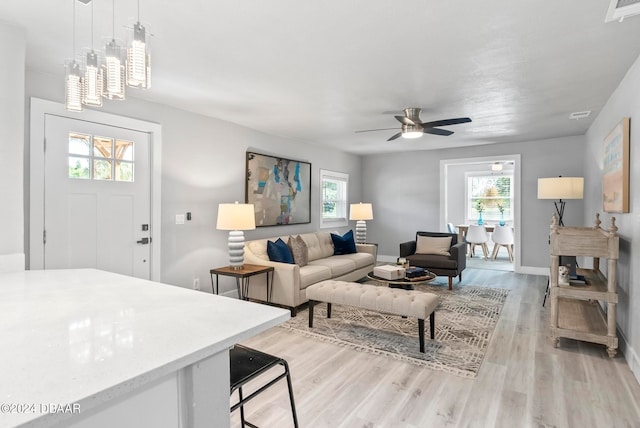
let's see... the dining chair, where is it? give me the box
[465,225,490,260]
[491,225,514,262]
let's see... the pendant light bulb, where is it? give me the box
[83,1,103,106]
[65,0,83,112]
[127,21,151,89]
[66,60,84,112]
[103,39,126,100]
[102,0,125,100]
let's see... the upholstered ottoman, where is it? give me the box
[306,280,439,352]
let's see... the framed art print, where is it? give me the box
[603,117,630,213]
[245,152,311,226]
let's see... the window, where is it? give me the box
[68,132,134,182]
[320,169,348,228]
[466,173,513,222]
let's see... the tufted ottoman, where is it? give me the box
[306,280,439,353]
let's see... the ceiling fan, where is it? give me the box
[356,108,472,141]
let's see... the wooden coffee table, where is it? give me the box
[366,270,436,290]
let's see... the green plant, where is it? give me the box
[497,201,505,214]
[474,199,484,213]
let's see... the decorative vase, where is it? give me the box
[478,212,484,225]
[499,213,505,226]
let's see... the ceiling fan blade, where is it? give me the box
[355,127,401,133]
[394,115,416,126]
[424,127,454,136]
[387,132,403,141]
[421,117,472,128]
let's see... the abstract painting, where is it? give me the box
[603,117,630,213]
[246,152,311,226]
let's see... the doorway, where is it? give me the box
[29,98,162,280]
[439,155,521,273]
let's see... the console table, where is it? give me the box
[0,269,289,428]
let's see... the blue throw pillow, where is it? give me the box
[331,230,357,255]
[267,238,294,264]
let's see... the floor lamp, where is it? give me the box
[538,177,584,305]
[216,202,256,270]
[349,203,373,244]
[537,177,584,226]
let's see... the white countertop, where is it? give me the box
[0,269,289,427]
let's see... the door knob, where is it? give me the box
[136,237,150,245]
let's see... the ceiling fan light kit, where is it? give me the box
[356,107,472,142]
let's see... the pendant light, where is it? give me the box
[126,0,151,89]
[82,0,103,106]
[103,0,126,100]
[65,0,83,112]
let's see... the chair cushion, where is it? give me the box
[267,238,294,264]
[407,254,457,270]
[415,235,452,256]
[308,257,357,277]
[299,265,332,289]
[288,235,308,267]
[330,230,357,255]
[335,252,375,269]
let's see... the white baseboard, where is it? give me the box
[517,266,548,276]
[618,328,640,385]
[379,254,548,277]
[377,254,397,263]
[0,253,25,273]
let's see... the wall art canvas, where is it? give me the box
[603,117,630,213]
[246,152,311,226]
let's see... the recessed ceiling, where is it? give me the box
[2,1,640,154]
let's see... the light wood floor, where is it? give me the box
[233,268,640,427]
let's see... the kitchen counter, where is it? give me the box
[0,269,289,428]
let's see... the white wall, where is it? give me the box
[584,53,640,382]
[362,136,585,269]
[0,21,25,270]
[24,70,362,294]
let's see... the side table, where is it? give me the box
[210,264,275,301]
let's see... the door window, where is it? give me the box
[68,132,134,182]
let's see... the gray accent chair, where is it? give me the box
[399,231,466,290]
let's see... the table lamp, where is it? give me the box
[349,203,373,244]
[216,202,256,269]
[537,177,584,226]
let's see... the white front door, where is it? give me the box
[43,114,152,279]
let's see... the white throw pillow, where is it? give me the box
[415,236,452,256]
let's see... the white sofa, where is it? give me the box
[244,232,377,315]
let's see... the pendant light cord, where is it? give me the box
[112,0,115,39]
[91,1,94,49]
[72,0,76,58]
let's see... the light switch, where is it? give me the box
[175,214,185,225]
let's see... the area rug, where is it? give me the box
[279,283,509,378]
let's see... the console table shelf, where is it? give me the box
[549,213,619,357]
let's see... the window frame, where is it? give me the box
[319,169,349,229]
[465,172,514,223]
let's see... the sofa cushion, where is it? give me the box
[288,235,308,267]
[335,252,375,269]
[331,230,357,255]
[407,254,457,270]
[299,265,332,289]
[416,235,452,256]
[309,257,356,277]
[267,238,294,264]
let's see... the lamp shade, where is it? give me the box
[349,203,373,221]
[537,177,584,200]
[216,203,256,230]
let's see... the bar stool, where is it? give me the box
[230,344,299,428]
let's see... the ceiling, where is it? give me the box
[2,1,640,154]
